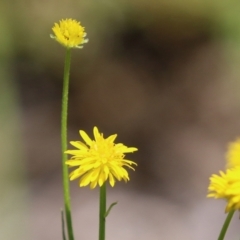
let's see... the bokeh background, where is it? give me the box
[2,0,240,239]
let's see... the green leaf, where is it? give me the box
[61,209,67,240]
[104,202,118,218]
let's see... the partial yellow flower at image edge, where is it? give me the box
[65,127,138,189]
[50,18,88,48]
[207,138,240,212]
[226,138,240,168]
[208,167,240,212]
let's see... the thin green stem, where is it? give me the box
[99,183,107,240]
[218,210,235,240]
[61,48,74,240]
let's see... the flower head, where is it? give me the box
[51,19,88,49]
[207,167,240,212]
[65,127,138,189]
[226,138,240,168]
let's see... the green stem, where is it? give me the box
[218,210,235,240]
[61,48,74,240]
[99,183,107,240]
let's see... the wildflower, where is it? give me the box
[226,138,240,168]
[65,127,138,189]
[51,19,88,48]
[207,167,240,212]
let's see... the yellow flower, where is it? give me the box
[226,138,240,168]
[207,167,240,212]
[65,127,138,189]
[50,19,88,48]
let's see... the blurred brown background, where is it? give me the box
[1,0,240,239]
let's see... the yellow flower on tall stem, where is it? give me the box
[51,18,88,240]
[65,127,138,240]
[65,126,138,189]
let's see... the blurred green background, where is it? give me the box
[2,0,240,239]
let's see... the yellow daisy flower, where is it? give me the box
[51,19,88,48]
[65,127,138,189]
[207,167,240,212]
[226,138,240,168]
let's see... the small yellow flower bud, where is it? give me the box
[51,18,88,49]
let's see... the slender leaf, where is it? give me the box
[105,202,118,218]
[61,209,67,240]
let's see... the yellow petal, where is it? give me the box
[80,130,93,146]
